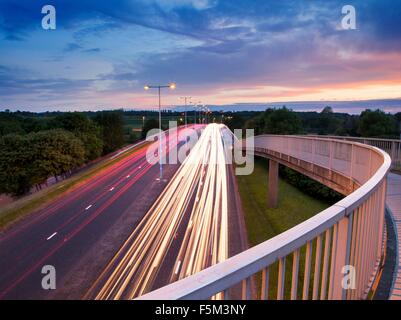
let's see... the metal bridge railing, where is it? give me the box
[307,135,401,171]
[139,135,391,300]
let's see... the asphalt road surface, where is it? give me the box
[0,126,199,299]
[88,124,248,300]
[0,124,247,300]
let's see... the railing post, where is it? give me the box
[242,278,251,300]
[391,141,396,169]
[377,181,387,259]
[328,213,353,300]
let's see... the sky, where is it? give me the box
[1,0,401,113]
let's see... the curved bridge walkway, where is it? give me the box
[309,135,401,300]
[388,173,401,300]
[138,134,399,300]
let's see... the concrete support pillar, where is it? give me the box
[268,159,279,208]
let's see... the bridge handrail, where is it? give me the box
[139,135,391,300]
[306,135,401,170]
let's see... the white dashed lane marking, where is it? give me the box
[46,232,57,241]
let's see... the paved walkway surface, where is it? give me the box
[387,173,401,300]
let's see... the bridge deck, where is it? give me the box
[387,173,401,300]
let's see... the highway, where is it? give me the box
[0,125,199,299]
[90,124,237,300]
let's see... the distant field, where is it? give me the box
[236,157,329,299]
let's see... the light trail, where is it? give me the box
[93,124,234,300]
[0,126,190,299]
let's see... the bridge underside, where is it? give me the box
[254,148,360,197]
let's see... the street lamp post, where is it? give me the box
[144,83,176,181]
[180,96,191,127]
[198,105,208,124]
[195,101,202,124]
[200,105,206,124]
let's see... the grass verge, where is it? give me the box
[0,142,149,230]
[236,157,331,299]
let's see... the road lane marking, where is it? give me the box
[94,124,231,299]
[46,232,57,240]
[85,205,93,210]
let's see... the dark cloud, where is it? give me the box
[0,64,96,97]
[64,42,82,52]
[82,47,101,53]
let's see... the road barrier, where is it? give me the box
[139,135,391,300]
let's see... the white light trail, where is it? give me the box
[94,124,233,300]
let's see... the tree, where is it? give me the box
[244,116,265,136]
[395,112,401,139]
[358,109,398,138]
[54,112,103,161]
[321,106,333,114]
[0,129,85,197]
[0,134,33,196]
[223,114,245,132]
[263,107,302,134]
[30,129,86,180]
[141,118,159,139]
[95,111,125,154]
[312,108,342,135]
[395,112,401,123]
[0,112,25,135]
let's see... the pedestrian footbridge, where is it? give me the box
[141,135,400,300]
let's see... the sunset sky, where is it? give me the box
[1,0,401,112]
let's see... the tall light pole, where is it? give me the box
[179,96,191,127]
[194,101,202,124]
[200,105,206,124]
[198,105,208,124]
[144,83,176,180]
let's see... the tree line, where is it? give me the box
[0,111,125,197]
[224,107,401,138]
[223,107,400,204]
[1,107,399,198]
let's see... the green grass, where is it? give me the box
[237,157,328,246]
[236,157,330,299]
[0,142,149,230]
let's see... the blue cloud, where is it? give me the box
[64,43,82,52]
[1,0,401,110]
